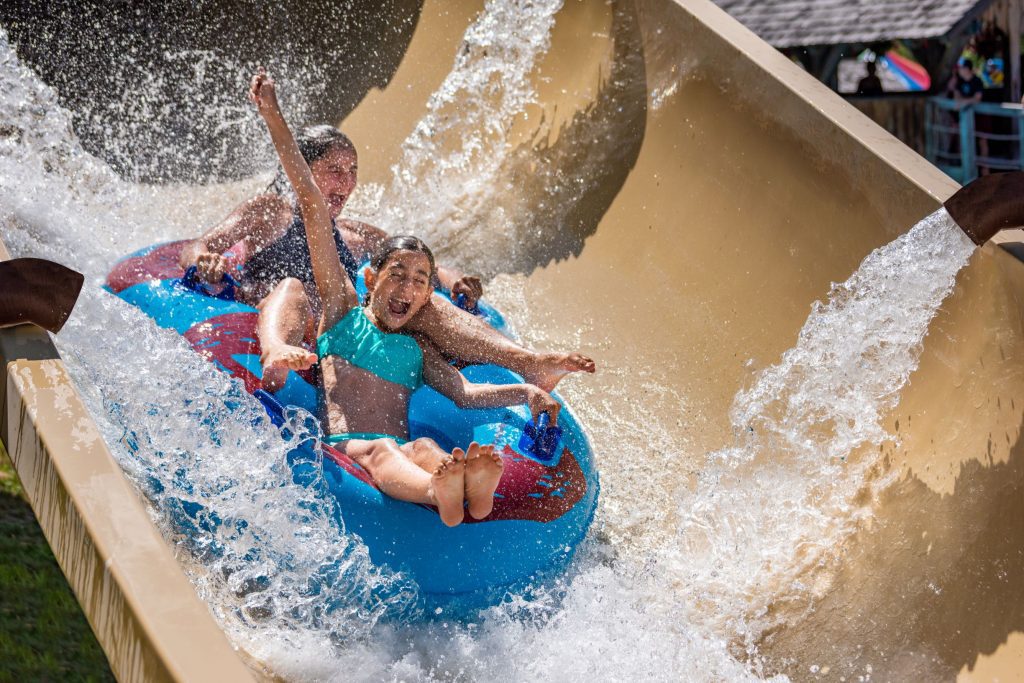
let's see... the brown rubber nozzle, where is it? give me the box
[943,172,1024,245]
[0,257,85,333]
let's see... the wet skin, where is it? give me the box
[319,250,434,440]
[250,69,587,526]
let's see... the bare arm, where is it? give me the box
[435,264,463,289]
[419,338,560,423]
[250,70,358,327]
[437,265,483,308]
[337,218,389,262]
[178,194,289,282]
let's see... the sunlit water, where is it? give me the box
[0,1,975,679]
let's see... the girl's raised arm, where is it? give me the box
[249,70,358,328]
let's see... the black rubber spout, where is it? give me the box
[944,172,1024,245]
[0,258,84,333]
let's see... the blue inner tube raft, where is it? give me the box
[105,240,599,613]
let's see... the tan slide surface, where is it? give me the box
[3,0,1024,680]
[337,0,1024,679]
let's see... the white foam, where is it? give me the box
[675,210,974,647]
[0,5,977,679]
[0,26,416,656]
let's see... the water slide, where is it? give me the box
[2,0,1024,680]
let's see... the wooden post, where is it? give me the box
[818,45,845,88]
[925,100,936,164]
[1011,0,1022,102]
[1017,109,1024,170]
[962,106,978,181]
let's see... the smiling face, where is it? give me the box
[310,146,357,218]
[364,250,434,330]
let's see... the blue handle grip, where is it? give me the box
[181,265,241,301]
[518,412,563,462]
[455,292,482,316]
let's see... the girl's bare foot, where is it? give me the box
[524,352,596,392]
[430,450,467,527]
[260,343,317,391]
[465,443,504,520]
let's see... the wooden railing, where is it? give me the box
[849,96,928,156]
[925,97,1024,182]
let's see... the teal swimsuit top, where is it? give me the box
[316,307,424,390]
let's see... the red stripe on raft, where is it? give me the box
[184,312,264,393]
[183,312,315,390]
[106,241,191,293]
[468,445,587,524]
[319,443,587,525]
[322,445,379,488]
[183,314,585,524]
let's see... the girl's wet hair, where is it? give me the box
[371,235,436,276]
[268,125,356,195]
[296,125,356,163]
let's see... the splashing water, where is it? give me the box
[0,0,404,183]
[676,210,975,647]
[0,1,981,680]
[377,0,562,252]
[0,26,418,654]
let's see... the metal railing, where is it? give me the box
[925,97,1024,182]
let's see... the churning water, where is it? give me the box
[0,1,975,680]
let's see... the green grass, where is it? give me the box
[0,440,114,682]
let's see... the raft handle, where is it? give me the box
[519,411,563,462]
[180,265,241,301]
[455,292,482,316]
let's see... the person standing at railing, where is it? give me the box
[943,57,985,169]
[947,57,984,108]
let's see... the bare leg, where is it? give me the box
[464,443,504,519]
[407,295,596,391]
[343,437,469,527]
[256,277,318,392]
[401,436,449,473]
[402,438,502,518]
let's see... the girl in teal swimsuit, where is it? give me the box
[251,70,564,527]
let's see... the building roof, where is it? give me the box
[712,0,990,48]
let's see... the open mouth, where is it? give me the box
[328,193,347,207]
[388,298,411,317]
